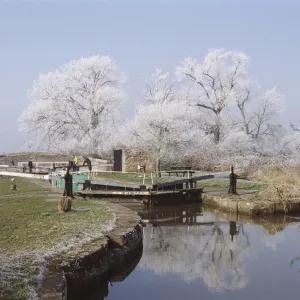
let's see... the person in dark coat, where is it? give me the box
[83,156,92,173]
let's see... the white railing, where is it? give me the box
[17,161,69,167]
[0,171,50,180]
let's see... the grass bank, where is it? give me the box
[0,176,115,300]
[0,176,51,197]
[196,178,268,191]
[202,167,300,215]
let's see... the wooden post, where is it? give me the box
[228,165,237,194]
[28,161,33,174]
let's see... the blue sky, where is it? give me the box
[0,0,299,152]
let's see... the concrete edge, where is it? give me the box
[203,193,300,216]
[40,202,143,300]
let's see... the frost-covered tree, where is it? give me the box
[176,48,249,143]
[19,55,127,155]
[121,102,196,175]
[176,48,285,146]
[144,69,176,105]
[235,86,284,139]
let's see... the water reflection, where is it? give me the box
[137,205,300,295]
[67,245,143,300]
[139,206,250,292]
[70,205,300,299]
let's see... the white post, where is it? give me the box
[143,172,146,185]
[151,172,153,185]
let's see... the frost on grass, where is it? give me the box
[0,253,42,300]
[0,199,116,300]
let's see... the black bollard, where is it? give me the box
[28,161,33,174]
[228,165,237,194]
[63,167,73,197]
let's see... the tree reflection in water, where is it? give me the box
[138,205,291,293]
[290,224,300,273]
[67,205,300,299]
[139,218,250,292]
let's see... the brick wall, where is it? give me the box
[123,150,155,173]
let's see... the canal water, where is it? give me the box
[79,204,300,300]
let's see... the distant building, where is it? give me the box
[113,149,155,172]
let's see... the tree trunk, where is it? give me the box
[237,104,250,135]
[155,154,161,178]
[213,113,222,143]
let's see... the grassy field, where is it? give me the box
[91,170,228,184]
[196,178,269,191]
[0,197,114,256]
[0,176,51,197]
[92,171,174,185]
[0,176,115,300]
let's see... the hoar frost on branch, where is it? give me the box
[235,85,284,139]
[110,60,287,172]
[176,48,250,143]
[176,48,285,144]
[19,55,127,155]
[114,69,200,174]
[144,69,176,104]
[121,102,197,175]
[19,49,291,170]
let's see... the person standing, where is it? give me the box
[74,155,79,171]
[83,156,92,173]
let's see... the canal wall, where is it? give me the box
[203,193,300,216]
[40,203,143,300]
